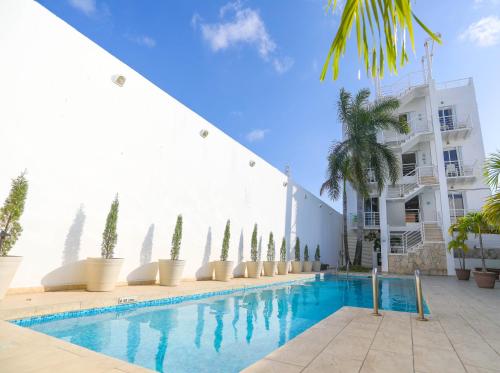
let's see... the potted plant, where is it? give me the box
[0,173,28,300]
[313,244,321,272]
[291,237,302,273]
[448,220,470,280]
[214,220,233,281]
[303,245,312,272]
[246,224,262,278]
[277,237,289,275]
[86,195,124,292]
[263,232,277,276]
[159,215,185,286]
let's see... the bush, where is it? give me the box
[315,245,320,261]
[0,173,28,256]
[280,238,286,262]
[220,219,231,261]
[267,232,275,261]
[101,195,119,259]
[294,237,300,261]
[250,223,258,262]
[170,215,183,260]
[304,245,309,261]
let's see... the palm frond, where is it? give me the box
[484,152,500,191]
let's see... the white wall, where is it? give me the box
[0,0,342,289]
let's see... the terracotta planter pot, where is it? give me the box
[303,261,313,272]
[277,261,289,275]
[312,261,321,272]
[246,261,263,278]
[291,261,302,274]
[263,261,277,276]
[214,261,233,282]
[475,268,500,280]
[473,271,496,289]
[455,269,470,281]
[86,257,124,292]
[0,256,22,299]
[158,259,185,286]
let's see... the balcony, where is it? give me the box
[382,119,433,153]
[350,212,380,228]
[440,115,472,142]
[445,161,476,184]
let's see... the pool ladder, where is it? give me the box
[415,269,427,321]
[371,268,381,316]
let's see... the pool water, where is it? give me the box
[15,275,425,372]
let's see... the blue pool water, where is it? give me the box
[14,275,426,372]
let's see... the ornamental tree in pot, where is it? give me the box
[246,224,262,278]
[277,237,289,275]
[313,244,321,272]
[86,195,124,292]
[159,215,185,286]
[0,173,28,299]
[264,232,277,276]
[214,220,233,281]
[448,220,470,281]
[303,245,313,272]
[291,237,302,273]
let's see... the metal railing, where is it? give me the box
[436,77,472,90]
[445,161,475,178]
[415,270,427,321]
[402,163,417,176]
[405,209,420,223]
[383,118,431,145]
[350,212,380,227]
[372,268,381,316]
[379,71,426,97]
[440,114,472,132]
[390,229,422,254]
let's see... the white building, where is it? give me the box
[346,49,491,275]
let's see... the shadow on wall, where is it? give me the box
[233,229,246,277]
[196,227,213,280]
[127,224,158,284]
[42,206,87,289]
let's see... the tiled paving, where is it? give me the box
[1,274,499,372]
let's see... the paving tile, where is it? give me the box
[265,334,328,367]
[302,350,363,373]
[412,327,454,351]
[413,344,466,373]
[372,327,412,355]
[360,349,413,373]
[465,365,500,373]
[324,331,374,361]
[241,358,303,373]
[453,341,500,371]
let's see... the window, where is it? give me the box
[439,106,455,131]
[402,153,417,176]
[364,197,379,226]
[448,192,465,223]
[443,148,462,177]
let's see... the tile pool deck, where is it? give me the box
[0,274,499,372]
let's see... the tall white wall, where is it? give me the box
[0,1,342,289]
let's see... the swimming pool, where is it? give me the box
[13,275,426,372]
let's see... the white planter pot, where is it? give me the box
[303,261,313,272]
[246,261,263,278]
[313,261,321,272]
[86,257,124,292]
[0,256,22,299]
[291,261,302,274]
[277,261,289,275]
[214,261,234,282]
[263,261,277,276]
[158,259,185,286]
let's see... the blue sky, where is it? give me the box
[37,0,500,211]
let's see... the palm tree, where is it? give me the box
[323,88,408,266]
[320,0,440,80]
[448,220,470,272]
[459,212,497,272]
[483,152,500,226]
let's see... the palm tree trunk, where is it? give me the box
[479,231,486,272]
[342,185,351,266]
[354,192,364,266]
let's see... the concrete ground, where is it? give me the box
[0,274,499,373]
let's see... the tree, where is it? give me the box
[324,88,408,266]
[483,152,500,226]
[448,220,469,271]
[101,195,119,259]
[0,173,28,256]
[280,238,287,262]
[294,237,301,261]
[315,245,320,261]
[267,232,275,261]
[220,219,231,261]
[170,215,183,260]
[250,223,258,261]
[320,0,440,81]
[304,245,309,262]
[459,212,497,272]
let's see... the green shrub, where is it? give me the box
[220,219,231,261]
[170,215,183,260]
[304,245,309,261]
[250,223,258,261]
[267,232,275,261]
[101,195,119,259]
[0,173,28,256]
[294,237,300,261]
[315,244,320,261]
[280,238,286,262]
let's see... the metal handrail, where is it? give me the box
[415,269,427,321]
[372,268,381,316]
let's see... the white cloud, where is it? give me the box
[68,0,96,15]
[196,1,292,74]
[460,16,500,47]
[246,129,269,142]
[127,35,157,48]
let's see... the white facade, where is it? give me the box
[0,0,342,290]
[346,68,491,274]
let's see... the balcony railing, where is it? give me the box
[350,212,380,227]
[383,118,431,145]
[440,115,472,132]
[390,229,422,254]
[379,71,426,97]
[444,161,475,178]
[405,209,420,223]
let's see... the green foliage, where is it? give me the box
[339,265,371,273]
[220,219,231,261]
[304,245,309,261]
[315,245,320,261]
[0,173,28,256]
[280,237,287,262]
[483,152,500,226]
[250,223,258,261]
[294,237,300,261]
[267,232,275,261]
[170,215,183,260]
[101,195,119,259]
[321,0,440,80]
[447,221,469,271]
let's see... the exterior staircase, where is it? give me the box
[386,167,438,201]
